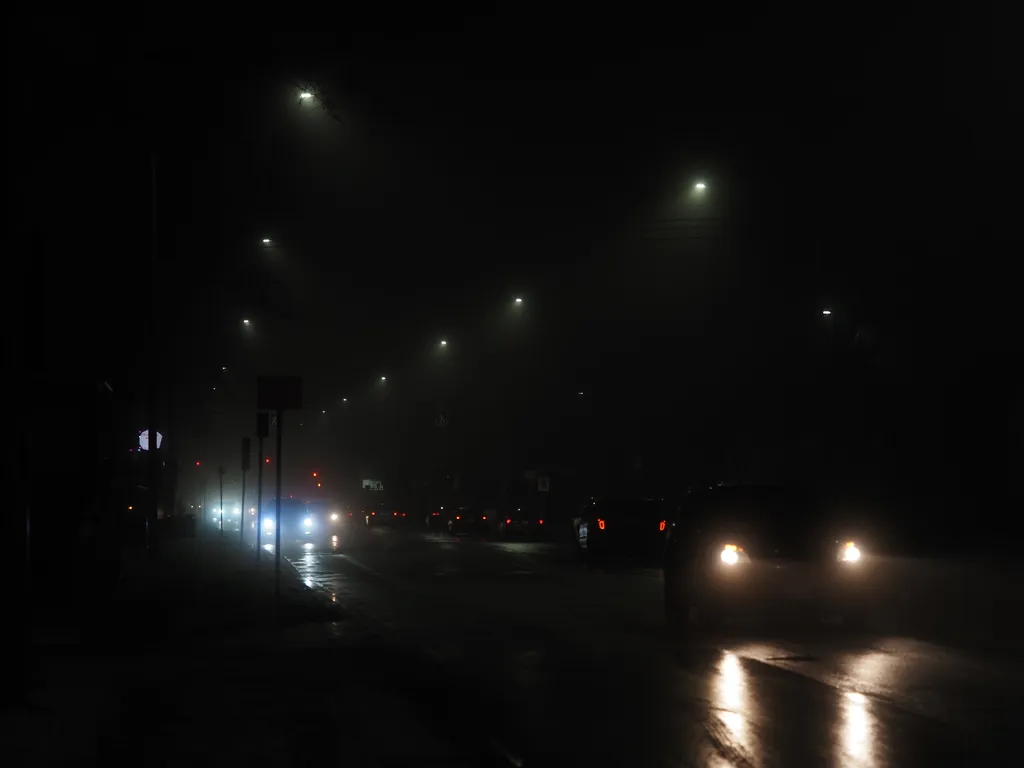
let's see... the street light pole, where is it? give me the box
[218,466,225,536]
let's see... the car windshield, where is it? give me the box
[692,487,815,531]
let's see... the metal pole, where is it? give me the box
[256,437,264,560]
[274,409,283,600]
[219,468,224,536]
[240,467,246,544]
[147,152,159,551]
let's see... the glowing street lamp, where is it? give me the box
[694,181,706,192]
[242,319,251,326]
[299,91,313,101]
[822,309,832,316]
[514,297,523,305]
[440,340,447,347]
[262,238,271,244]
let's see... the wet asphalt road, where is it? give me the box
[284,523,1019,767]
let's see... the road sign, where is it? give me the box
[241,437,251,471]
[436,411,448,427]
[256,412,269,438]
[258,376,303,411]
[138,429,163,451]
[538,476,550,493]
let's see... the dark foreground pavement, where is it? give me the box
[289,523,1024,767]
[8,528,507,766]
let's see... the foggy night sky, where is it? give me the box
[10,11,1019,504]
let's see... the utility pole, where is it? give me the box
[256,413,269,560]
[274,410,283,600]
[218,466,225,536]
[240,438,250,543]
[146,152,160,551]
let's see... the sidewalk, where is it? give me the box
[9,527,477,766]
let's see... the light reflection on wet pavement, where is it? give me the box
[283,526,1017,766]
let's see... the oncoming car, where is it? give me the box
[663,485,870,630]
[258,500,347,552]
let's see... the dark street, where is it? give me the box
[11,10,1020,767]
[282,523,1020,766]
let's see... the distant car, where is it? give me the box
[446,505,495,536]
[425,505,452,531]
[496,505,546,539]
[573,496,672,564]
[364,501,409,528]
[259,501,347,552]
[662,485,869,630]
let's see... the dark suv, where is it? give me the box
[663,485,871,631]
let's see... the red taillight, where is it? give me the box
[538,519,544,525]
[402,513,406,517]
[659,520,666,531]
[456,515,461,520]
[506,518,512,524]
[482,515,487,521]
[432,512,440,516]
[393,512,398,516]
[347,512,352,516]
[597,518,606,530]
[371,511,375,516]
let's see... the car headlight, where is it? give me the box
[303,517,313,529]
[330,513,339,522]
[719,543,749,566]
[263,519,274,531]
[839,541,861,563]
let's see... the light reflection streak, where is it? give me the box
[837,691,877,766]
[711,651,756,756]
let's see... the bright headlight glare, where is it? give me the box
[841,541,861,562]
[263,519,274,530]
[303,517,313,528]
[720,544,741,565]
[330,513,339,521]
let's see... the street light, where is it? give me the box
[242,319,251,325]
[694,181,706,192]
[440,339,447,347]
[342,398,347,403]
[299,91,313,101]
[221,366,227,371]
[381,376,387,382]
[514,297,523,305]
[262,238,271,244]
[822,309,832,316]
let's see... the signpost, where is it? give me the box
[257,376,303,600]
[240,438,250,543]
[255,413,269,561]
